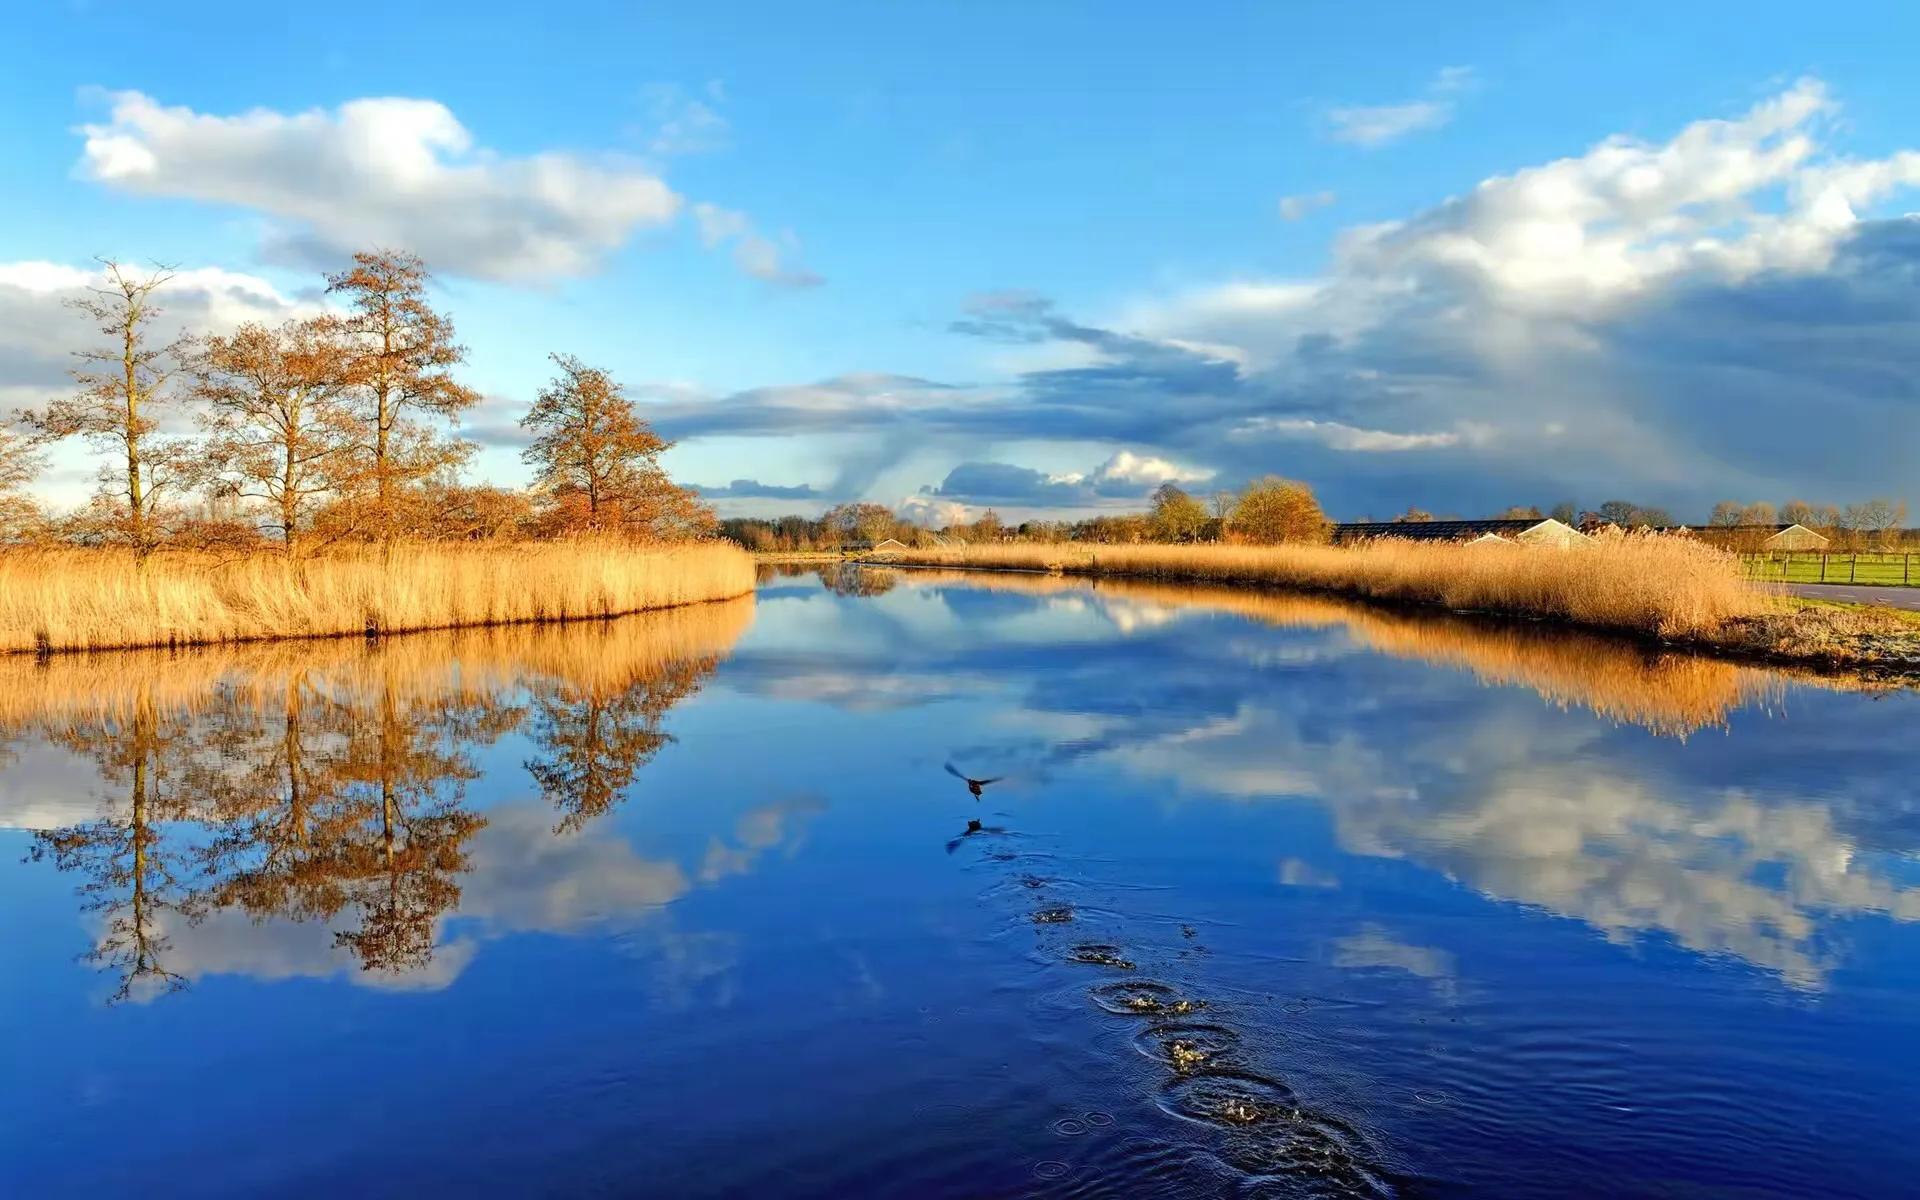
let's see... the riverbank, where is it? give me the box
[863,540,1920,671]
[873,566,1908,735]
[0,592,756,726]
[751,551,846,564]
[0,541,756,655]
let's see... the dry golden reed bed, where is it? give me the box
[0,541,756,655]
[0,594,756,727]
[877,539,1920,668]
[878,536,1764,639]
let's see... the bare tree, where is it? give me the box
[1843,497,1909,550]
[325,251,479,551]
[17,261,194,558]
[0,426,43,541]
[193,319,355,557]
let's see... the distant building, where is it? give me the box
[1332,518,1590,548]
[1762,524,1830,550]
[1691,523,1831,551]
[869,538,908,553]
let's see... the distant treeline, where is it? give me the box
[0,254,713,558]
[1702,498,1913,550]
[722,479,1332,551]
[725,488,1917,553]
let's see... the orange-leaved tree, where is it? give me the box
[521,353,712,538]
[1228,476,1330,544]
[325,250,479,550]
[193,318,356,557]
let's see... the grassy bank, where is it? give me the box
[0,540,756,655]
[867,538,1920,669]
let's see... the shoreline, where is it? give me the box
[0,541,757,658]
[852,551,1920,679]
[1,589,758,660]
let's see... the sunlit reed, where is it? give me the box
[0,540,755,655]
[876,535,1769,640]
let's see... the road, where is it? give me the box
[1786,584,1920,611]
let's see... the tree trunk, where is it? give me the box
[124,320,147,563]
[376,307,396,565]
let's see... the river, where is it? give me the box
[3,564,1916,1197]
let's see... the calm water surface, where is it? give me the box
[3,565,1918,1197]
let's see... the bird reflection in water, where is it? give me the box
[945,818,1009,855]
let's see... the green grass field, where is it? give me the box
[1742,552,1920,586]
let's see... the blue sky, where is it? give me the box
[4,2,1919,520]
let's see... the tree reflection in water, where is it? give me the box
[525,656,713,835]
[28,682,202,1001]
[7,598,752,999]
[816,562,897,597]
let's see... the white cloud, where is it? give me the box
[1088,78,1920,508]
[921,449,1214,510]
[1,260,318,506]
[78,90,682,281]
[626,79,1920,514]
[639,81,731,157]
[1338,77,1851,313]
[1326,67,1476,147]
[1077,449,1214,488]
[1233,416,1471,453]
[692,202,824,288]
[1327,100,1451,148]
[1278,189,1337,220]
[899,493,973,527]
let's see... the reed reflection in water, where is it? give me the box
[4,567,1919,1197]
[836,566,1920,988]
[874,566,1886,738]
[5,598,753,1001]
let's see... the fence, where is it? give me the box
[1741,551,1918,586]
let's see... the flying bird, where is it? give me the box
[945,762,1004,798]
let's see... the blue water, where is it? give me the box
[3,566,1917,1197]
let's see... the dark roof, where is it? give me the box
[1332,518,1554,541]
